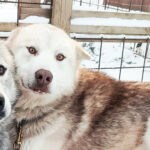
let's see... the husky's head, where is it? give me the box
[0,41,17,122]
[6,24,90,107]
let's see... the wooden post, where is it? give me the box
[51,0,73,34]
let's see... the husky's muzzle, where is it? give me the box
[0,96,5,119]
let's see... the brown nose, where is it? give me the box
[35,69,53,86]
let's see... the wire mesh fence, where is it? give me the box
[73,0,150,13]
[74,37,150,82]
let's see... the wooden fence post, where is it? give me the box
[51,0,73,34]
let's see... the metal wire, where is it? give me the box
[98,37,103,70]
[141,0,145,11]
[75,37,150,43]
[119,37,125,80]
[80,0,82,6]
[128,0,133,11]
[88,66,150,70]
[141,38,149,81]
[17,0,20,26]
[0,0,52,5]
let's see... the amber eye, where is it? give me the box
[56,54,65,61]
[0,65,6,76]
[27,47,37,55]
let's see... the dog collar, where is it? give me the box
[13,109,53,150]
[14,123,23,150]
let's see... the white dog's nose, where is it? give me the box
[0,97,5,112]
[35,69,53,86]
[31,69,53,93]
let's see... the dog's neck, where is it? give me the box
[15,95,69,139]
[15,93,68,122]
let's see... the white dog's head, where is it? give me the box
[0,41,17,122]
[6,24,90,107]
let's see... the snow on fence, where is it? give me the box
[71,10,150,35]
[0,0,150,81]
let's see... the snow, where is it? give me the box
[71,33,149,39]
[0,0,150,81]
[19,16,49,24]
[0,32,10,37]
[0,2,17,22]
[71,18,150,27]
[81,41,150,81]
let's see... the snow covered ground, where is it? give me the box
[81,41,150,81]
[0,0,150,81]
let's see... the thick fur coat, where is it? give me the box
[14,69,150,150]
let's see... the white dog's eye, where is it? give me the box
[0,65,6,76]
[56,53,65,61]
[27,47,37,55]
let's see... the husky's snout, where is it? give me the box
[0,96,5,118]
[0,93,11,121]
[0,96,5,111]
[31,69,53,94]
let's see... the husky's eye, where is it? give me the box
[0,65,6,76]
[56,54,65,61]
[27,47,37,55]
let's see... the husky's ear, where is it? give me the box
[73,40,91,60]
[6,27,22,51]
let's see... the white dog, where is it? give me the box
[0,41,17,150]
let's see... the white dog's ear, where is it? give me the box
[6,27,21,51]
[73,40,91,60]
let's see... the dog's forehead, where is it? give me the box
[18,25,74,52]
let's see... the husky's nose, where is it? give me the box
[0,97,5,112]
[35,69,53,86]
